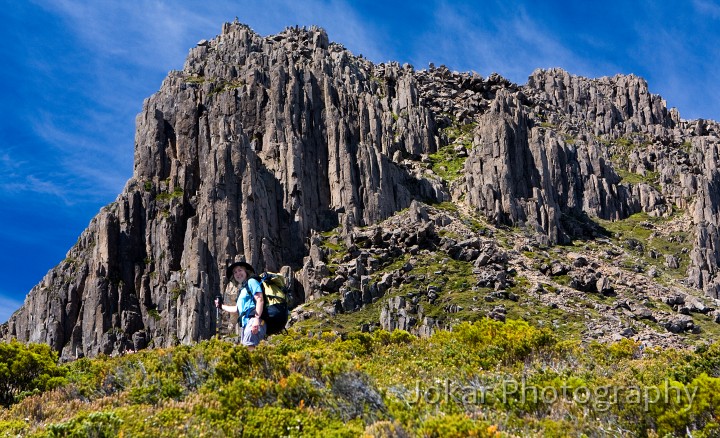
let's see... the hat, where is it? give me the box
[226,261,255,279]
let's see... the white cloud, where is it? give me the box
[1,111,127,204]
[34,0,204,69]
[693,0,720,19]
[504,10,580,77]
[33,0,383,71]
[419,2,590,84]
[0,294,24,324]
[0,152,23,172]
[1,175,73,204]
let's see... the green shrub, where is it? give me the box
[47,411,122,438]
[438,319,555,366]
[237,406,362,437]
[417,414,499,438]
[0,419,28,436]
[219,377,276,412]
[389,330,415,345]
[337,332,374,356]
[276,373,322,409]
[213,344,252,383]
[155,187,184,202]
[607,338,642,360]
[675,343,720,382]
[647,373,720,437]
[0,339,66,406]
[427,145,469,182]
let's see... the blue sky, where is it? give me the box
[1,0,719,323]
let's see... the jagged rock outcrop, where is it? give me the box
[3,23,447,359]
[4,22,720,358]
[464,89,634,243]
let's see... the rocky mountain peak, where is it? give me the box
[4,22,720,360]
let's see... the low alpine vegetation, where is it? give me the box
[2,321,720,437]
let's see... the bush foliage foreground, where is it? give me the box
[1,319,720,437]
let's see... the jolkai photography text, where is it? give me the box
[403,376,698,413]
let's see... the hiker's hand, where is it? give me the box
[250,317,260,334]
[214,298,220,308]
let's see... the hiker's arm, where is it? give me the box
[254,292,264,319]
[221,304,238,313]
[249,292,264,333]
[215,297,238,313]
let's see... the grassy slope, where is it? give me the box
[2,325,720,437]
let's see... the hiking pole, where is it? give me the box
[214,295,223,339]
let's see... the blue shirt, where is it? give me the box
[237,278,262,327]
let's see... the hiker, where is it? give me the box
[215,261,266,349]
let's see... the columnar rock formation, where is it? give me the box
[3,22,720,359]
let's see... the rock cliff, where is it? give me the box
[3,22,720,359]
